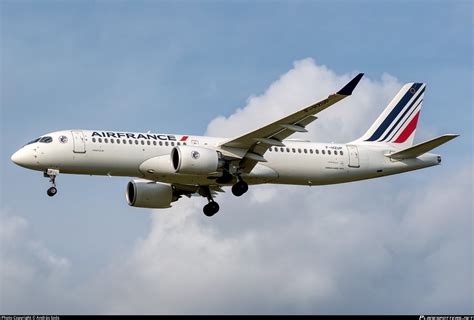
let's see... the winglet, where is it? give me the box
[337,73,364,96]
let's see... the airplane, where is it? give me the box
[11,73,459,217]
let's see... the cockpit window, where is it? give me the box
[26,138,40,145]
[39,136,53,143]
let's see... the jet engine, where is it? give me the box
[126,180,178,208]
[171,145,224,175]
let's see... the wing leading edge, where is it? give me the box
[219,73,364,172]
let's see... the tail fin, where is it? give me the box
[358,83,426,149]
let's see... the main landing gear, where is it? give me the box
[203,201,220,217]
[44,169,59,197]
[201,187,220,217]
[198,174,249,217]
[231,176,248,197]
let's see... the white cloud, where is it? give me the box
[206,58,401,143]
[0,213,72,313]
[1,59,472,314]
[77,165,471,314]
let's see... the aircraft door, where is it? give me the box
[347,145,360,168]
[71,130,86,153]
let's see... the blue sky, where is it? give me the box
[1,0,472,314]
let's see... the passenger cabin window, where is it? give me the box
[141,140,145,145]
[292,148,296,153]
[92,138,96,143]
[116,139,120,144]
[280,147,284,152]
[129,140,133,144]
[304,149,307,154]
[39,136,53,143]
[322,150,325,155]
[153,141,157,146]
[147,141,151,146]
[310,149,313,154]
[98,138,102,143]
[104,138,108,143]
[123,139,126,144]
[340,151,344,155]
[135,140,138,145]
[328,150,331,155]
[159,141,163,146]
[315,149,319,154]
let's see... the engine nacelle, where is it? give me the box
[126,180,176,208]
[171,145,223,175]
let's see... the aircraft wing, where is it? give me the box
[219,73,364,172]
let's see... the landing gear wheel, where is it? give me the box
[44,169,59,198]
[232,181,248,197]
[203,201,220,217]
[47,187,57,197]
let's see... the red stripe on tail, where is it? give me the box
[393,111,420,143]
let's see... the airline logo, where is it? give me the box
[92,131,189,142]
[365,83,425,143]
[59,135,68,144]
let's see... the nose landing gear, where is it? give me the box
[44,169,59,197]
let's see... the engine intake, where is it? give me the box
[126,180,177,208]
[171,145,223,175]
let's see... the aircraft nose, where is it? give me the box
[11,148,32,167]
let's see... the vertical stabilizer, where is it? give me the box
[357,83,425,149]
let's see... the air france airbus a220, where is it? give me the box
[11,74,459,216]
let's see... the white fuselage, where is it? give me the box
[11,129,441,187]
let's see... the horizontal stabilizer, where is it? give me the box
[388,134,459,160]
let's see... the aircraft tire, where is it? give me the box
[203,201,219,217]
[231,181,248,197]
[47,187,57,197]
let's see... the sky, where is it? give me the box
[1,0,473,315]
